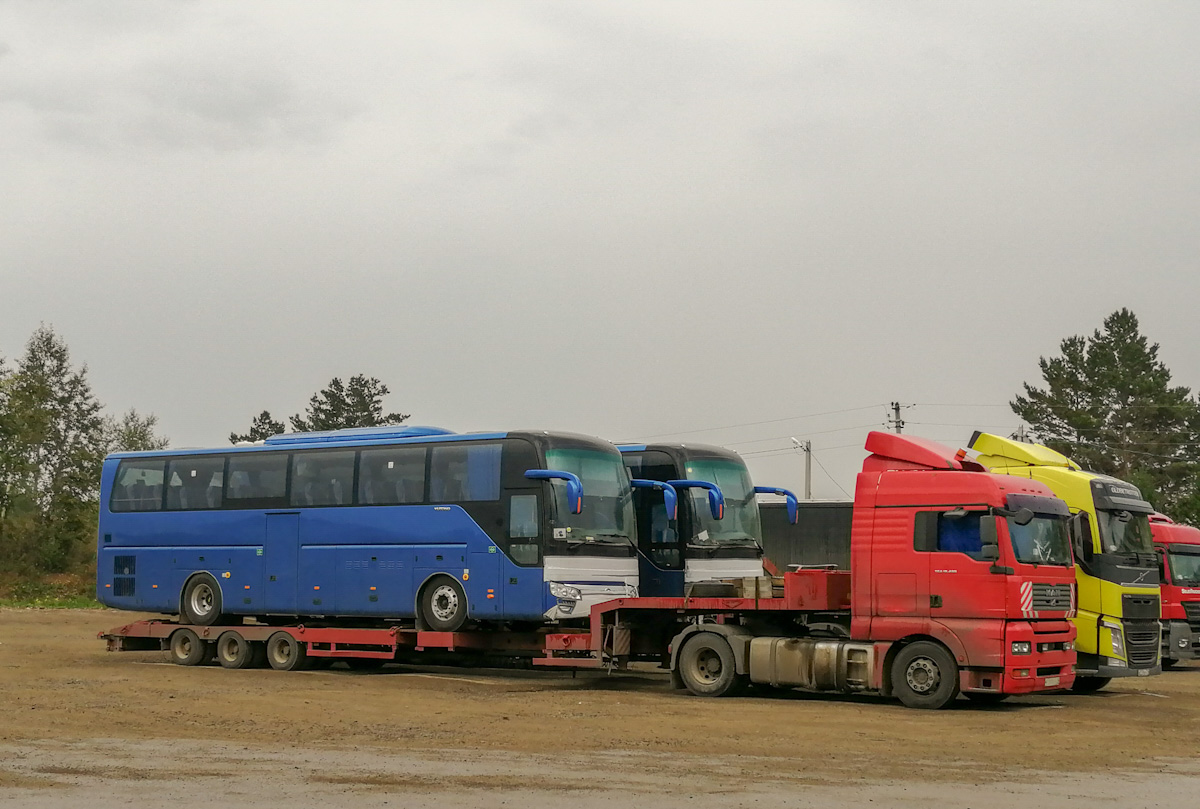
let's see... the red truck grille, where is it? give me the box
[1182,601,1200,632]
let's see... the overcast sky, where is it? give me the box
[2,2,1198,497]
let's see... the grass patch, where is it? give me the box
[0,573,101,609]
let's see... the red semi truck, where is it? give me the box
[1150,513,1200,666]
[102,432,1076,708]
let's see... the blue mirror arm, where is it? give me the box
[667,479,725,521]
[630,479,679,521]
[755,486,799,525]
[525,469,584,514]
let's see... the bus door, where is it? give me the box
[494,488,545,619]
[635,487,684,598]
[264,512,299,614]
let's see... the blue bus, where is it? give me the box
[97,427,638,630]
[618,443,797,597]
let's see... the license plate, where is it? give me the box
[1044,676,1060,687]
[1138,669,1150,677]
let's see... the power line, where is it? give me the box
[810,449,853,499]
[722,422,884,447]
[636,404,886,440]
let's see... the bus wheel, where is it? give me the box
[216,631,259,669]
[266,631,310,672]
[181,574,228,626]
[168,628,212,666]
[892,641,960,709]
[677,633,746,697]
[1071,676,1112,693]
[420,576,468,632]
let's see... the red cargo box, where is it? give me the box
[783,570,851,611]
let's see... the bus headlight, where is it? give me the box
[549,582,581,601]
[1011,641,1032,655]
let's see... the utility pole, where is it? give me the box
[1015,423,1028,442]
[791,438,813,499]
[888,402,905,434]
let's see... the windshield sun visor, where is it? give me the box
[1090,479,1154,513]
[1005,493,1070,518]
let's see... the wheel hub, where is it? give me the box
[431,585,459,622]
[694,649,722,684]
[906,657,940,694]
[190,583,214,617]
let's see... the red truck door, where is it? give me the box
[869,507,930,626]
[919,510,1007,623]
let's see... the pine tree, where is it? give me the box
[289,375,409,432]
[229,410,286,444]
[1012,309,1200,522]
[105,409,170,453]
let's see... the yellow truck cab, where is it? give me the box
[968,432,1161,691]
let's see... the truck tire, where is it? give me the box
[216,630,260,670]
[168,628,212,666]
[677,633,747,697]
[419,576,468,632]
[265,631,310,671]
[181,573,230,627]
[892,641,960,709]
[1071,676,1112,693]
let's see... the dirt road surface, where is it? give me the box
[2,609,1200,807]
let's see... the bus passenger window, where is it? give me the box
[166,456,225,510]
[430,444,501,502]
[111,459,166,512]
[225,453,288,508]
[290,451,355,507]
[358,447,426,504]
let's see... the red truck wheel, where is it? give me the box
[677,633,747,697]
[892,641,960,709]
[216,631,263,670]
[266,632,310,671]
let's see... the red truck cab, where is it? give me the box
[1150,513,1200,666]
[846,432,1078,701]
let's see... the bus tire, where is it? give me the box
[677,633,746,697]
[215,630,257,669]
[419,576,468,632]
[892,641,960,709]
[168,628,210,666]
[1071,676,1112,693]
[265,631,310,671]
[181,573,228,627]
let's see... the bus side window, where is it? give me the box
[359,446,426,505]
[508,494,540,565]
[166,456,225,510]
[225,453,288,509]
[111,459,167,512]
[290,450,355,507]
[431,444,502,502]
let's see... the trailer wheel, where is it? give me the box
[1071,675,1112,693]
[265,631,310,671]
[892,641,960,709]
[419,576,468,632]
[181,573,229,626]
[677,633,746,697]
[216,631,259,669]
[168,628,211,666]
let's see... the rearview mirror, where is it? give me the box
[980,544,1000,562]
[667,479,726,521]
[755,486,799,525]
[631,479,679,521]
[1013,508,1034,526]
[525,469,584,515]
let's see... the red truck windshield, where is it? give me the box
[1008,515,1073,567]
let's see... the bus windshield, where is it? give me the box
[1008,515,1073,567]
[683,458,761,547]
[544,448,634,546]
[1096,509,1154,554]
[1169,551,1200,586]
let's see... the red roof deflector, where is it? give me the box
[863,431,963,470]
